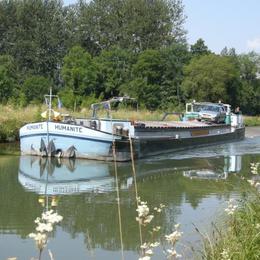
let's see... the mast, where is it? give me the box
[49,87,52,121]
[44,88,58,154]
[47,88,52,147]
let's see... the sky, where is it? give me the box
[63,0,260,54]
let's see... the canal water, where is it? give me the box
[0,127,260,260]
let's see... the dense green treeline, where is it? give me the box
[0,0,260,114]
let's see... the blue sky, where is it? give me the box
[64,0,260,54]
[183,0,260,54]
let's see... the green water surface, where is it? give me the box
[0,134,260,260]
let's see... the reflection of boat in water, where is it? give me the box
[18,153,242,195]
[18,156,115,195]
[183,155,241,180]
[183,169,228,180]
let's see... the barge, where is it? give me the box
[19,94,245,161]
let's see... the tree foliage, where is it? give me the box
[129,43,190,110]
[22,75,51,104]
[77,0,186,54]
[182,54,240,104]
[236,53,260,114]
[61,46,98,96]
[94,47,133,98]
[0,0,67,82]
[190,38,210,57]
[0,55,17,103]
[0,0,259,114]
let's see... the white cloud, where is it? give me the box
[247,38,260,51]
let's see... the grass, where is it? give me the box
[0,142,20,155]
[0,104,259,142]
[0,106,178,142]
[200,188,260,260]
[0,105,42,142]
[243,116,260,126]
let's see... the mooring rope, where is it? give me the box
[109,109,125,260]
[44,159,49,211]
[112,140,125,260]
[128,134,143,246]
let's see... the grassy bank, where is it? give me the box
[201,161,260,260]
[202,193,260,260]
[0,105,259,142]
[0,105,41,142]
[244,116,260,126]
[0,106,178,142]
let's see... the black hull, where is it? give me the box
[114,127,245,162]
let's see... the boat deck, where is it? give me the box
[134,120,227,129]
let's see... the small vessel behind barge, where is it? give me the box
[19,94,245,161]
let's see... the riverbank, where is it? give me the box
[201,159,260,260]
[0,105,259,142]
[243,116,260,127]
[0,105,40,142]
[202,191,260,259]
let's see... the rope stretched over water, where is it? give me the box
[112,140,125,260]
[110,113,125,260]
[128,134,143,246]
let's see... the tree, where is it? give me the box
[220,47,237,57]
[159,43,190,109]
[128,43,190,110]
[190,38,210,57]
[94,47,133,98]
[76,0,186,55]
[182,54,240,105]
[0,55,17,102]
[61,46,98,97]
[0,0,67,82]
[22,75,51,103]
[129,49,164,109]
[236,53,260,114]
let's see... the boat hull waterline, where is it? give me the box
[20,121,245,161]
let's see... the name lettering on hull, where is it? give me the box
[55,124,83,133]
[26,124,43,130]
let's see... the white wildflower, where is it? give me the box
[165,224,182,259]
[150,242,160,248]
[247,179,255,186]
[136,200,154,226]
[224,199,238,216]
[140,243,149,249]
[138,256,151,260]
[28,210,63,254]
[145,249,153,256]
[36,222,53,233]
[152,226,161,232]
[220,248,230,260]
[255,223,260,229]
[159,203,166,208]
[42,210,63,224]
[28,232,47,250]
[154,207,162,213]
[250,162,259,175]
[34,217,41,224]
[174,223,180,230]
[166,249,182,259]
[255,182,260,188]
[143,214,154,225]
[136,204,150,218]
[165,230,183,245]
